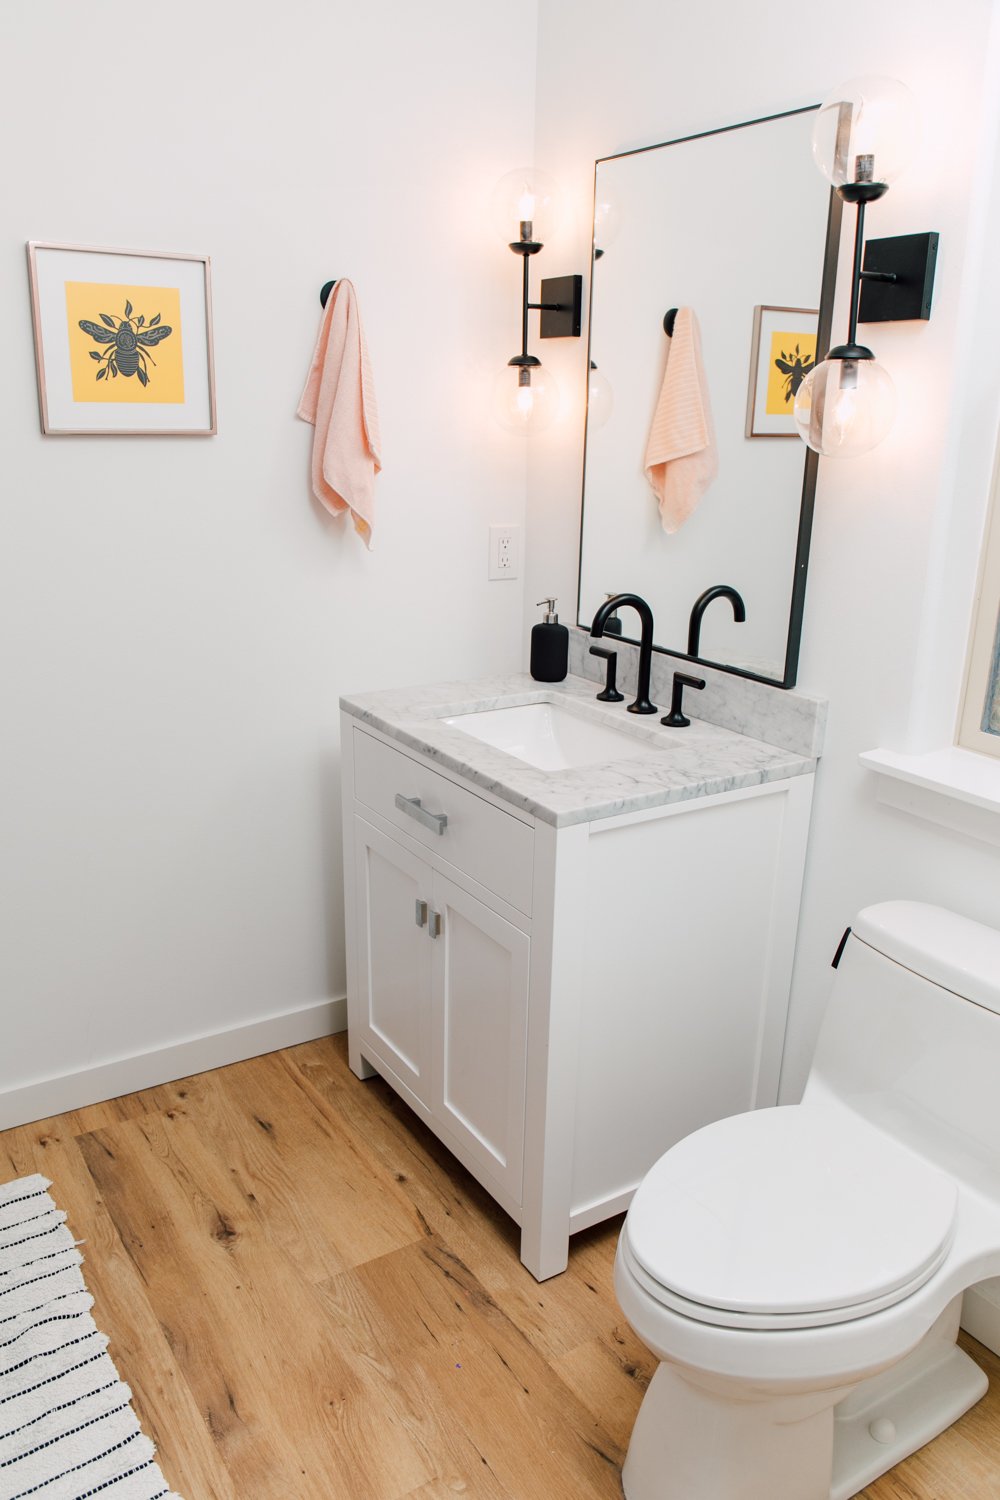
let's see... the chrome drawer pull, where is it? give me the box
[415,899,428,928]
[394,793,448,835]
[428,909,442,939]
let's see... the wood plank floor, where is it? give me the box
[2,1034,999,1499]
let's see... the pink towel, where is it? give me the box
[297,279,382,547]
[643,307,718,534]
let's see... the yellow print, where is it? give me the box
[765,330,816,416]
[65,282,184,404]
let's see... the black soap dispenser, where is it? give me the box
[531,597,569,682]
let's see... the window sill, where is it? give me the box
[859,745,1000,846]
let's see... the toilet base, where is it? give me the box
[622,1298,987,1500]
[623,1360,851,1500]
[831,1301,987,1499]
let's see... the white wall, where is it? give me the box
[6,0,1000,1140]
[528,0,1000,1097]
[0,0,537,1113]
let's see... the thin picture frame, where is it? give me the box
[27,241,217,435]
[745,303,818,438]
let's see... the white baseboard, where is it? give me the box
[962,1280,1000,1358]
[0,996,347,1132]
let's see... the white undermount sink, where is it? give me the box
[442,701,653,772]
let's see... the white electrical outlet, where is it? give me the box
[489,524,520,580]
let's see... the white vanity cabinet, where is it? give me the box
[341,711,815,1281]
[352,818,531,1205]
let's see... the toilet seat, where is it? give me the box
[619,1235,956,1331]
[625,1106,957,1332]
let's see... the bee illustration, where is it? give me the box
[78,300,172,388]
[773,344,815,405]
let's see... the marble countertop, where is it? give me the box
[341,674,816,828]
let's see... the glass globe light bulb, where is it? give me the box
[586,364,613,429]
[493,363,559,433]
[793,356,896,456]
[491,167,558,243]
[812,76,918,190]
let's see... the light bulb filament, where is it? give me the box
[517,190,537,220]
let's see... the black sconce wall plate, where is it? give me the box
[539,275,583,339]
[859,231,939,323]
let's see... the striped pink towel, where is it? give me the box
[297,279,382,548]
[643,307,717,534]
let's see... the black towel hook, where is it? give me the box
[319,279,338,308]
[663,307,678,337]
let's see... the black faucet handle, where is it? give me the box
[589,644,625,703]
[661,671,706,728]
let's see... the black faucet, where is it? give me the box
[591,592,657,714]
[687,585,746,659]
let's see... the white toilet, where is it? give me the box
[615,901,1000,1500]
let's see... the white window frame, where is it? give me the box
[958,442,1000,757]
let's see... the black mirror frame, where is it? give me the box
[576,105,843,690]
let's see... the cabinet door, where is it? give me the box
[429,874,530,1204]
[353,818,432,1100]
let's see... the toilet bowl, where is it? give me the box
[614,901,1000,1500]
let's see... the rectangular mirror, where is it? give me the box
[578,106,840,687]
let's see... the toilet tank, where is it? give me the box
[803,901,1000,1186]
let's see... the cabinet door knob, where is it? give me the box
[415,899,428,928]
[428,909,442,939]
[395,793,448,835]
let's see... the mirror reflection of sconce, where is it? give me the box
[794,76,939,457]
[588,361,614,428]
[491,168,583,433]
[593,194,622,259]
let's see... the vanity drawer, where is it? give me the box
[353,729,533,914]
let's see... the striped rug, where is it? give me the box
[0,1174,181,1500]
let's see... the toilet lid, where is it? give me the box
[626,1107,957,1328]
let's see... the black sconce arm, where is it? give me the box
[504,232,583,369]
[828,181,938,354]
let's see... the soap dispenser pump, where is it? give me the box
[531,598,569,683]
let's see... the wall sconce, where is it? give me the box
[491,168,583,432]
[794,77,939,457]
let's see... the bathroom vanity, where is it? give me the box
[340,670,820,1279]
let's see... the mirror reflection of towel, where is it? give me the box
[643,306,718,534]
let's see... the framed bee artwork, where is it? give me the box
[26,242,216,435]
[744,304,818,438]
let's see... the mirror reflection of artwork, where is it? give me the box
[579,108,836,686]
[769,337,815,409]
[746,305,818,437]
